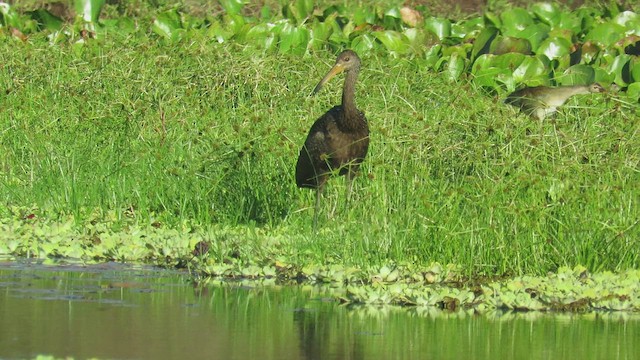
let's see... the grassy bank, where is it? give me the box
[1,1,639,280]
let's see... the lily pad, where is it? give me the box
[558,64,595,85]
[424,17,451,41]
[585,22,627,47]
[537,36,572,60]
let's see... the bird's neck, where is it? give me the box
[550,85,590,101]
[342,70,359,117]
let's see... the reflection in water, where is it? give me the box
[0,262,638,360]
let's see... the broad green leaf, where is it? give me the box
[612,11,639,29]
[472,66,512,93]
[490,53,527,69]
[277,22,309,55]
[483,12,501,28]
[626,82,640,102]
[557,12,582,34]
[424,17,451,40]
[580,41,601,64]
[207,20,234,43]
[594,66,615,85]
[283,0,314,24]
[558,64,595,85]
[490,36,532,55]
[28,9,63,31]
[351,33,375,54]
[353,7,375,26]
[373,30,409,54]
[512,56,548,83]
[500,8,534,37]
[471,27,498,62]
[246,23,276,50]
[609,54,632,86]
[537,36,571,60]
[585,22,626,47]
[75,0,105,23]
[309,20,332,50]
[532,2,560,27]
[452,17,483,39]
[631,58,640,82]
[152,10,182,40]
[516,23,550,50]
[383,7,402,30]
[447,52,466,82]
[423,45,442,68]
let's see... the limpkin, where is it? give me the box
[295,50,369,229]
[505,83,605,120]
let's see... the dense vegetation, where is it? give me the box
[1,0,638,301]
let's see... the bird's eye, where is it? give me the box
[344,57,350,61]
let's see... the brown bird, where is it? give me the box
[295,50,369,230]
[505,83,605,120]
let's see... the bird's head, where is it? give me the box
[588,83,605,93]
[313,50,361,95]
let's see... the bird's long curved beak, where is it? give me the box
[312,63,345,95]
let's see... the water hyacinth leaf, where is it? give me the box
[451,17,482,39]
[537,36,571,60]
[220,0,244,16]
[613,11,639,30]
[580,41,601,63]
[207,20,234,43]
[353,7,376,26]
[500,7,534,37]
[490,53,527,70]
[585,22,626,47]
[594,67,615,85]
[383,7,402,30]
[446,51,466,82]
[283,0,314,24]
[512,56,548,83]
[351,33,375,54]
[517,23,550,50]
[424,17,451,40]
[423,44,442,68]
[489,36,532,55]
[309,20,332,50]
[152,10,182,40]
[472,66,512,93]
[558,64,595,85]
[28,9,63,31]
[627,82,640,102]
[483,12,501,28]
[609,54,632,86]
[556,12,582,34]
[75,0,105,23]
[532,2,560,27]
[471,26,498,61]
[245,23,276,50]
[373,30,409,54]
[278,22,309,55]
[632,58,640,82]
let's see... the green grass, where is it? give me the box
[0,25,638,276]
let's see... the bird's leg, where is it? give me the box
[313,184,323,232]
[345,166,355,210]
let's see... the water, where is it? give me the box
[1,261,639,360]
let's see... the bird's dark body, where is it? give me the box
[296,105,369,189]
[295,50,368,229]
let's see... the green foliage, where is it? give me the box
[0,1,638,281]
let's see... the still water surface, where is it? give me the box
[1,261,638,360]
